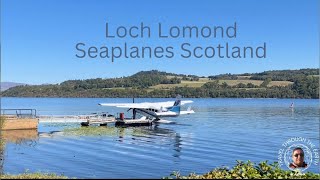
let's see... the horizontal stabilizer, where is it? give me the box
[180,110,194,114]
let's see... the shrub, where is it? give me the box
[164,160,320,179]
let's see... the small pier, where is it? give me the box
[80,117,116,126]
[79,112,153,127]
[1,109,39,130]
[38,112,154,127]
[115,119,153,127]
[80,118,153,127]
[1,110,155,128]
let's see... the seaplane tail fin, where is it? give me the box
[169,104,181,115]
[173,95,182,106]
[173,99,181,106]
[168,97,181,115]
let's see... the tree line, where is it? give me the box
[1,68,319,99]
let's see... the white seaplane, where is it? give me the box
[98,96,195,123]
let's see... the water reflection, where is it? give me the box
[130,125,182,158]
[41,125,183,159]
[0,129,39,174]
[1,129,38,145]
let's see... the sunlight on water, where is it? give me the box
[1,98,319,178]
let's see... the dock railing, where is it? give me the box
[0,109,37,119]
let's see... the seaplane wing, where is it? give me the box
[99,97,194,120]
[99,100,193,109]
[99,103,156,109]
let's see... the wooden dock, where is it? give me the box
[1,109,155,128]
[38,114,154,127]
[1,116,38,130]
[81,118,153,127]
[80,117,116,126]
[1,109,39,130]
[115,119,153,127]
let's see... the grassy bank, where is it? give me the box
[164,161,320,179]
[0,172,69,179]
[0,161,319,179]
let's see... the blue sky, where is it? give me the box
[1,0,319,84]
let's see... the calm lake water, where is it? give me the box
[1,98,319,178]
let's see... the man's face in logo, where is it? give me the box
[292,149,304,166]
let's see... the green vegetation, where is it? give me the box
[0,172,69,179]
[0,160,319,179]
[149,80,207,89]
[164,160,320,179]
[63,126,122,137]
[0,116,5,175]
[63,126,150,137]
[0,116,5,129]
[2,68,319,98]
[249,69,319,81]
[260,78,272,88]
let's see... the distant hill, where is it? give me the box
[1,82,27,91]
[1,68,319,98]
